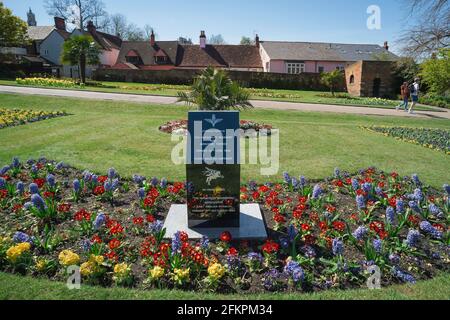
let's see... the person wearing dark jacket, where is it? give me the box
[396,82,410,111]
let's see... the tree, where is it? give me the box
[178,37,193,45]
[177,67,252,110]
[208,34,226,45]
[393,57,420,88]
[240,36,254,45]
[103,14,145,40]
[0,2,29,47]
[125,24,145,41]
[420,48,450,95]
[399,0,450,59]
[321,70,344,96]
[143,25,154,41]
[44,0,107,30]
[61,35,100,84]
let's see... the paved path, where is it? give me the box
[1,85,449,120]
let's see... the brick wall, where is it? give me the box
[93,68,347,91]
[345,61,395,98]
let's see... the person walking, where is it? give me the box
[396,82,410,111]
[409,78,420,114]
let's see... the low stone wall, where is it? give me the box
[93,68,346,91]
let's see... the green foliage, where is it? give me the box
[320,70,344,96]
[240,36,254,45]
[420,92,450,109]
[420,49,450,96]
[61,35,100,84]
[393,57,421,85]
[0,2,29,47]
[177,67,253,110]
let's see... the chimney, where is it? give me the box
[54,17,66,31]
[255,34,260,48]
[150,30,155,46]
[87,20,96,33]
[200,30,206,49]
[383,41,389,51]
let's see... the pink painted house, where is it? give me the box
[259,41,397,74]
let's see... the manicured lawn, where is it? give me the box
[0,93,449,188]
[0,272,449,300]
[0,79,439,112]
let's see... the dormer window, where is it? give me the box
[154,49,169,65]
[125,50,142,65]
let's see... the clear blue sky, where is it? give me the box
[3,0,411,53]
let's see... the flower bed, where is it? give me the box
[0,108,67,129]
[159,119,273,136]
[16,77,84,88]
[362,126,450,155]
[0,158,448,293]
[316,94,396,106]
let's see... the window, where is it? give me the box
[349,75,355,84]
[336,65,345,71]
[155,56,168,64]
[286,62,305,74]
[44,49,49,55]
[318,66,324,73]
[126,56,141,64]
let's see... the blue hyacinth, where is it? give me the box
[302,245,317,259]
[375,187,384,197]
[81,239,92,252]
[83,170,93,182]
[283,172,291,184]
[150,177,159,187]
[26,159,35,166]
[443,184,450,195]
[91,175,98,185]
[419,221,442,239]
[428,204,442,217]
[386,207,395,225]
[16,181,25,195]
[138,188,146,200]
[0,165,9,175]
[247,252,263,263]
[312,184,323,199]
[200,235,210,249]
[389,254,400,265]
[149,220,164,233]
[29,183,39,195]
[287,224,298,242]
[133,174,145,185]
[12,157,20,168]
[396,199,405,214]
[263,269,282,291]
[413,188,423,202]
[31,164,38,175]
[73,179,81,193]
[356,194,366,210]
[291,177,299,189]
[353,226,368,241]
[171,231,182,254]
[362,182,372,194]
[104,179,119,192]
[0,177,5,189]
[408,201,421,214]
[392,267,416,284]
[13,231,32,244]
[332,238,344,256]
[31,194,46,210]
[406,229,420,248]
[107,168,117,179]
[284,260,305,283]
[279,237,290,249]
[46,174,56,187]
[334,167,341,178]
[248,180,257,191]
[299,176,307,189]
[373,239,383,254]
[56,162,65,170]
[93,212,106,230]
[352,179,359,191]
[412,174,421,186]
[160,178,168,189]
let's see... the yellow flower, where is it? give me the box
[35,258,47,272]
[172,268,190,283]
[89,254,104,265]
[208,263,226,281]
[149,266,165,280]
[58,250,80,266]
[114,263,130,277]
[80,261,96,276]
[6,242,31,263]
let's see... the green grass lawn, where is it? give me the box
[0,79,439,112]
[0,93,449,188]
[0,272,449,300]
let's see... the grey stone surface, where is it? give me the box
[163,204,267,240]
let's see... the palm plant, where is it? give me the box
[61,35,100,84]
[177,67,253,110]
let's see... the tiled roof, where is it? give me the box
[27,26,54,40]
[177,44,263,68]
[77,29,122,50]
[116,41,179,65]
[260,41,398,62]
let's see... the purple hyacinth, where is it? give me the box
[82,170,93,182]
[247,252,263,263]
[31,194,46,210]
[287,224,298,242]
[93,212,106,230]
[299,176,307,188]
[0,165,9,175]
[356,195,366,210]
[137,188,146,200]
[373,239,383,254]
[334,167,341,179]
[375,187,384,197]
[428,204,442,217]
[200,235,210,249]
[284,260,305,283]
[104,179,119,192]
[150,177,159,187]
[443,184,450,195]
[171,231,182,254]
[408,201,421,214]
[226,254,242,272]
[389,254,400,265]
[312,184,323,199]
[81,239,92,252]
[26,159,35,165]
[160,178,168,189]
[413,188,423,202]
[91,175,98,185]
[31,164,38,175]
[362,183,372,194]
[13,231,32,244]
[263,269,282,291]
[396,199,405,214]
[291,177,299,189]
[107,168,117,179]
[149,220,164,233]
[56,162,65,170]
[16,181,25,195]
[419,221,442,239]
[0,177,5,189]
[412,174,421,186]
[279,237,290,249]
[386,207,395,225]
[302,245,317,259]
[12,157,20,168]
[406,229,420,248]
[392,267,416,284]
[332,238,344,256]
[132,174,145,185]
[73,179,81,193]
[283,172,291,184]
[353,226,368,241]
[248,180,257,191]
[46,174,56,187]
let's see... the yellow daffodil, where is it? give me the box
[149,266,165,280]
